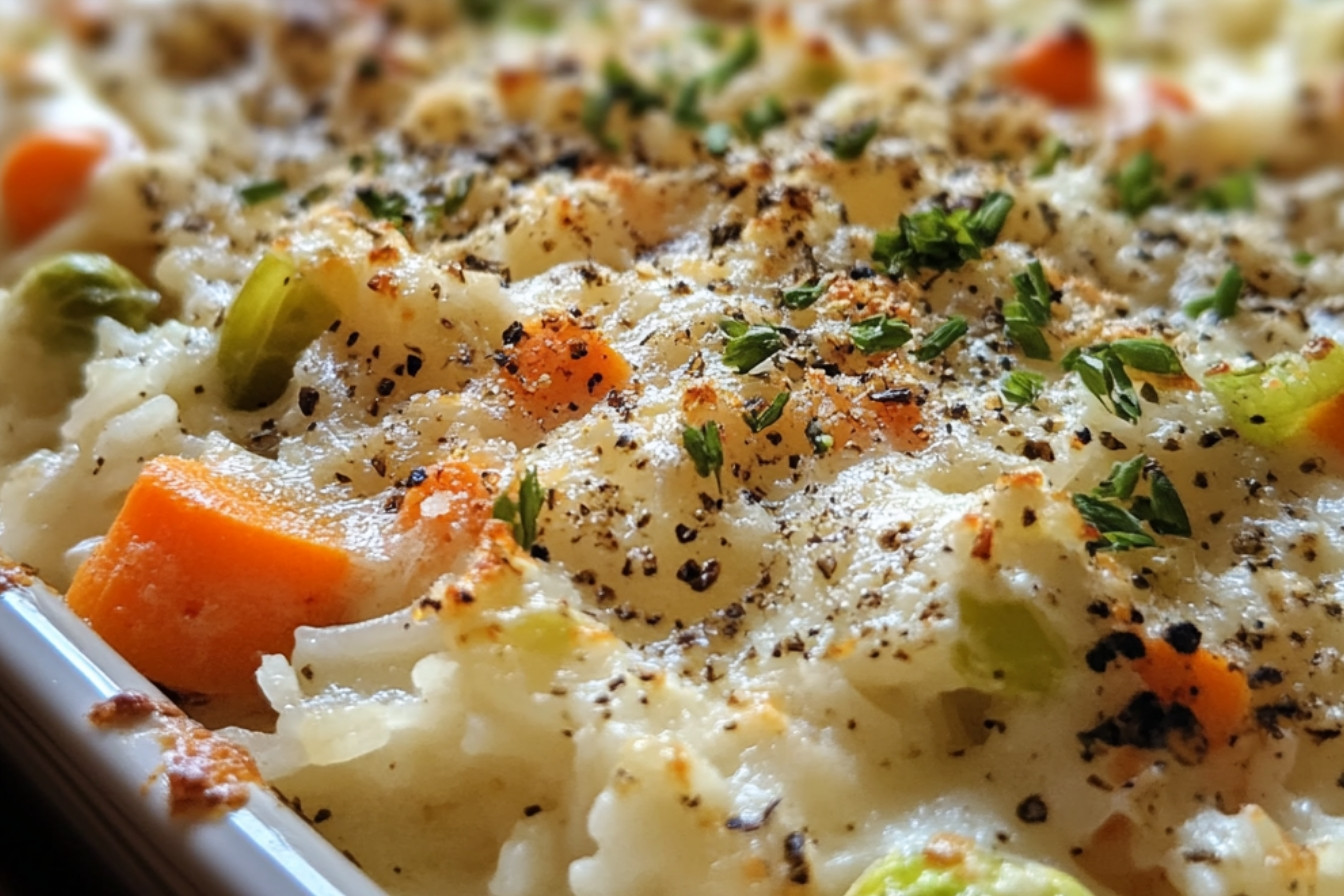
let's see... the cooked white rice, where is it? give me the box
[5,1,1344,894]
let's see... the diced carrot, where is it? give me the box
[1130,637,1251,749]
[809,370,928,453]
[1003,25,1101,108]
[1,128,110,244]
[399,461,493,538]
[1306,392,1344,457]
[65,456,351,696]
[495,316,631,428]
[1148,78,1196,114]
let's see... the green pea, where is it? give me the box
[217,252,338,410]
[952,591,1068,695]
[845,843,1094,896]
[13,253,159,354]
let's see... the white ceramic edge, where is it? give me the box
[0,569,389,896]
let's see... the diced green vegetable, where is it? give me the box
[844,843,1094,896]
[952,591,1069,695]
[703,121,733,156]
[217,252,339,410]
[1093,454,1144,500]
[1203,338,1344,445]
[239,178,288,206]
[14,252,159,354]
[872,192,1014,277]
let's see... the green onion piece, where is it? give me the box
[850,314,913,354]
[1001,369,1046,408]
[915,316,968,362]
[14,253,160,355]
[720,320,785,373]
[743,391,790,433]
[682,420,724,490]
[705,27,759,92]
[844,844,1095,896]
[825,119,879,161]
[356,187,410,224]
[1203,338,1344,445]
[217,253,339,410]
[239,179,288,206]
[1111,149,1166,217]
[1183,265,1243,321]
[953,591,1069,695]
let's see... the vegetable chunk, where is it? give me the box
[1,128,110,244]
[1003,27,1101,108]
[65,456,351,695]
[496,317,631,427]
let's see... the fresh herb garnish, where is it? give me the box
[239,179,288,206]
[299,184,332,208]
[871,191,1015,276]
[1000,369,1046,408]
[1073,455,1191,552]
[1293,249,1315,267]
[492,467,544,550]
[720,319,785,373]
[356,187,411,224]
[682,420,724,490]
[743,391,790,433]
[672,79,706,128]
[1183,265,1243,321]
[1194,170,1255,212]
[825,119,879,161]
[1111,150,1166,217]
[850,314,913,354]
[805,418,833,455]
[915,316,968,362]
[438,173,475,218]
[1061,338,1185,423]
[741,96,786,141]
[705,28,759,91]
[781,277,828,310]
[583,58,664,151]
[1003,259,1054,360]
[1031,136,1070,177]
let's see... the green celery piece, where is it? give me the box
[952,591,1068,695]
[844,845,1095,896]
[218,253,338,410]
[1203,339,1344,445]
[15,253,159,354]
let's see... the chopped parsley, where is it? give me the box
[1194,170,1255,212]
[492,467,544,551]
[1061,338,1185,424]
[239,179,288,206]
[741,96,786,141]
[1183,265,1243,320]
[720,319,785,373]
[915,316,968,362]
[1073,455,1191,552]
[1003,259,1054,360]
[705,28,759,92]
[682,421,724,490]
[583,58,664,151]
[743,391,790,433]
[850,314,913,354]
[825,119,879,161]
[356,187,411,224]
[1000,369,1046,408]
[781,277,829,310]
[1111,150,1166,217]
[871,191,1015,276]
